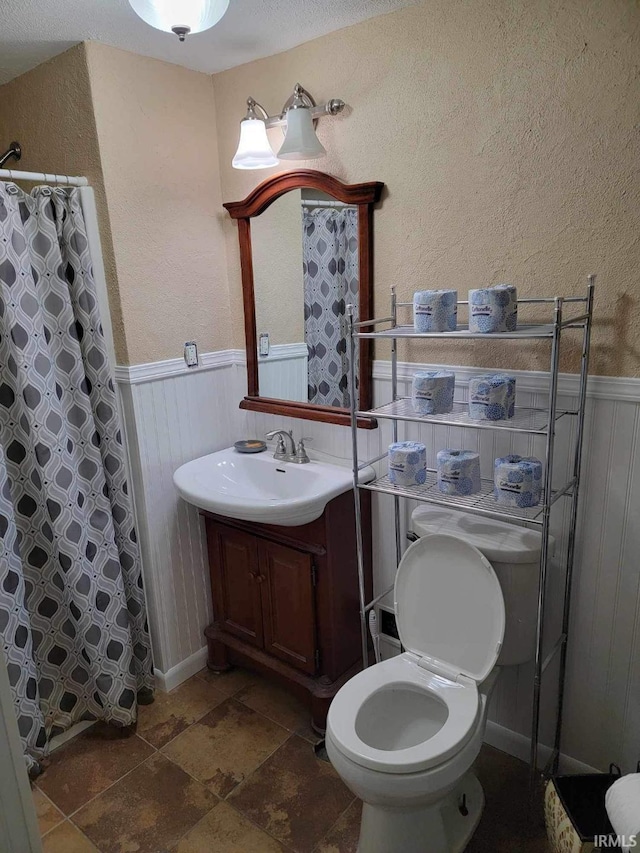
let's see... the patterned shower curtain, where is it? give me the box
[302,206,359,408]
[0,183,153,773]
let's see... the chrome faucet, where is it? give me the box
[265,429,310,464]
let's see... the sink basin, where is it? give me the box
[173,446,373,526]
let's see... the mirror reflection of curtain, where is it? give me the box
[302,206,359,408]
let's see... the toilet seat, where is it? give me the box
[327,653,481,774]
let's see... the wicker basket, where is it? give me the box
[545,766,622,853]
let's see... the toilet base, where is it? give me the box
[356,772,484,853]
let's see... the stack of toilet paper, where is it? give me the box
[411,370,455,415]
[468,373,516,421]
[468,284,518,333]
[388,442,427,487]
[494,455,543,507]
[606,774,640,852]
[436,450,481,496]
[413,290,458,333]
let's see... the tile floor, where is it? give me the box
[33,666,550,853]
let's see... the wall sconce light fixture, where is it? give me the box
[232,83,345,170]
[128,0,229,41]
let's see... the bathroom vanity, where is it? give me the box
[201,490,372,733]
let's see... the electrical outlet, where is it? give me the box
[259,332,270,357]
[378,605,400,641]
[184,341,198,368]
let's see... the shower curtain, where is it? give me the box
[302,206,359,408]
[0,183,153,772]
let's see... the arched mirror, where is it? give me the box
[224,170,384,427]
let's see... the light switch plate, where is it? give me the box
[184,341,198,367]
[259,333,269,357]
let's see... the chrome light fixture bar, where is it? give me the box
[232,83,345,170]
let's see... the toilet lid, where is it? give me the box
[394,533,505,683]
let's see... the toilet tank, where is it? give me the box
[410,506,554,666]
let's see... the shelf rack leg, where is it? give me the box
[390,286,403,566]
[348,304,369,670]
[530,296,564,789]
[551,275,595,771]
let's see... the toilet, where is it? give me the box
[325,533,506,853]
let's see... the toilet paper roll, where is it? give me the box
[436,450,481,496]
[413,290,458,333]
[468,284,518,333]
[468,373,516,421]
[606,774,640,851]
[411,370,455,415]
[494,455,543,507]
[388,442,427,487]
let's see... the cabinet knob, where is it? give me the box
[256,574,266,584]
[248,571,257,581]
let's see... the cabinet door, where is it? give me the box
[207,523,263,648]
[258,540,317,675]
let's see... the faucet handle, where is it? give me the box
[295,438,311,463]
[265,431,287,457]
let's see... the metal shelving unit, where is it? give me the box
[347,276,595,784]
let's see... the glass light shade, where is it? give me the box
[278,108,326,161]
[128,0,229,34]
[232,118,279,170]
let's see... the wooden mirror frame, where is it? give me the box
[224,170,384,428]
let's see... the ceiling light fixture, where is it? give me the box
[128,0,230,41]
[232,83,345,170]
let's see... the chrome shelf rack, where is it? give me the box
[347,276,595,785]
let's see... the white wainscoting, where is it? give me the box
[116,350,640,773]
[116,353,242,676]
[257,342,308,403]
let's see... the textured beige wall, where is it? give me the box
[84,42,231,365]
[0,44,125,357]
[253,190,304,345]
[213,0,640,377]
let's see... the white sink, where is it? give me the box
[173,446,373,527]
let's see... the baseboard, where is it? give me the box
[484,720,600,775]
[154,646,209,693]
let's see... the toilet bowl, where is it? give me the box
[326,533,505,853]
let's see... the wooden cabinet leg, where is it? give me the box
[311,693,330,735]
[207,632,232,672]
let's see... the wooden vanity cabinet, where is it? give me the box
[202,490,372,733]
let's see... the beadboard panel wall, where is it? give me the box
[117,358,240,680]
[258,343,308,403]
[117,352,640,772]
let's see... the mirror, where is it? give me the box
[253,190,359,407]
[224,171,384,427]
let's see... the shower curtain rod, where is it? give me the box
[302,198,357,208]
[0,168,88,187]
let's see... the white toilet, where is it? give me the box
[325,533,506,853]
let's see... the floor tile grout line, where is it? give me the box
[149,692,237,753]
[157,694,292,758]
[63,746,160,823]
[222,727,296,801]
[187,670,320,743]
[135,678,228,750]
[41,818,103,851]
[224,731,354,853]
[310,795,358,853]
[33,785,66,838]
[225,798,299,852]
[160,732,299,851]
